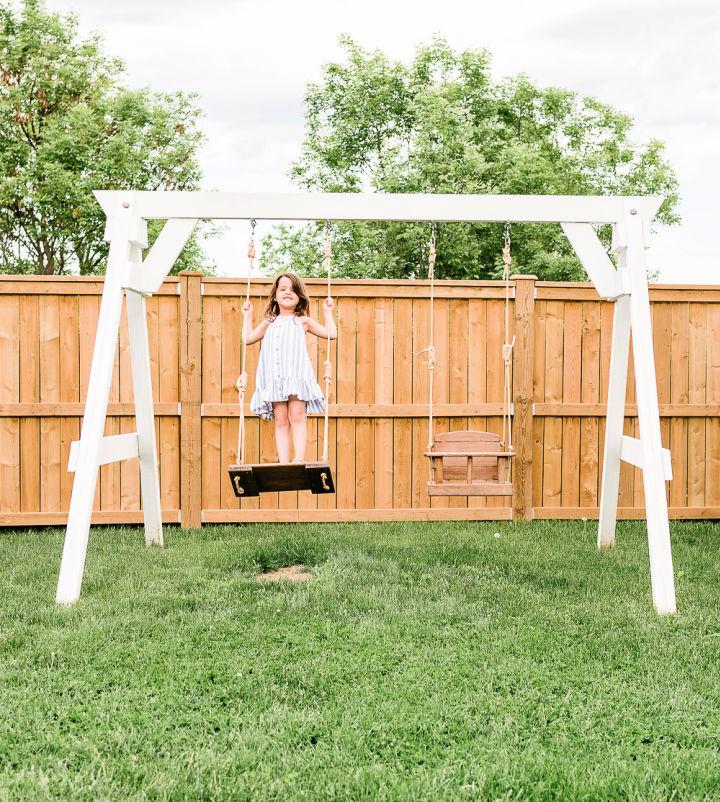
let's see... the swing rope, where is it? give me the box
[321,222,333,462]
[235,218,256,466]
[416,223,437,479]
[501,222,515,451]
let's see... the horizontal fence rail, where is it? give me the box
[1,274,719,526]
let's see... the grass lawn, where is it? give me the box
[1,520,719,801]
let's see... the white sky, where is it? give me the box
[41,0,720,283]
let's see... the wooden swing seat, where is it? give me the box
[228,461,335,497]
[425,431,513,496]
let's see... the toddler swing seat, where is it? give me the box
[426,431,513,496]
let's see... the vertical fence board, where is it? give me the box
[355,298,375,509]
[542,301,564,507]
[59,296,80,511]
[561,303,582,508]
[687,304,706,507]
[374,298,394,509]
[468,299,488,509]
[39,296,61,512]
[669,303,689,508]
[706,305,720,506]
[0,298,20,513]
[336,297,357,509]
[580,302,601,506]
[19,295,39,512]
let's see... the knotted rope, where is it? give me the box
[501,222,515,451]
[236,219,256,466]
[416,224,437,480]
[321,223,333,462]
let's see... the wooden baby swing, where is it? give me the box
[228,221,336,497]
[423,222,515,496]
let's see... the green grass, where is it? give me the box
[1,520,719,801]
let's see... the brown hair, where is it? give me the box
[264,272,310,320]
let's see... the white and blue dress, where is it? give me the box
[250,314,326,421]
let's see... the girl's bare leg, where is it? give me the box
[272,401,291,462]
[288,396,307,462]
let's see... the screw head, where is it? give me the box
[122,201,129,209]
[629,208,638,215]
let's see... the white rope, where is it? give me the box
[501,223,515,451]
[416,224,437,482]
[321,223,333,462]
[236,219,255,465]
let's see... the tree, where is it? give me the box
[261,37,679,281]
[0,0,211,275]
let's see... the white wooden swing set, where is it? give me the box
[57,192,676,616]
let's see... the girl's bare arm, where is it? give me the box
[242,302,270,345]
[302,297,337,340]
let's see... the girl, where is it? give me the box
[242,273,337,463]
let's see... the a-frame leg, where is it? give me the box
[56,206,146,604]
[626,213,676,615]
[598,293,631,548]
[126,289,163,546]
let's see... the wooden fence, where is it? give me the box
[1,273,719,526]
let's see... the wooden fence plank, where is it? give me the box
[688,303,706,507]
[0,298,20,513]
[336,297,357,508]
[669,302,689,508]
[355,297,375,509]
[40,296,61,512]
[159,295,180,512]
[374,298,394,509]
[561,302,582,508]
[542,301,563,507]
[201,295,222,513]
[706,304,720,506]
[579,302,601,506]
[19,295,39,512]
[59,296,80,511]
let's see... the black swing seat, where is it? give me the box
[425,431,514,496]
[228,461,335,497]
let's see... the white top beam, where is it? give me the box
[94,191,662,225]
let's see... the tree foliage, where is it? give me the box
[0,0,210,275]
[261,37,679,281]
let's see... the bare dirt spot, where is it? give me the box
[256,564,313,583]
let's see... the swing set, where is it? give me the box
[55,191,677,617]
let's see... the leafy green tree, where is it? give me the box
[0,0,211,275]
[262,37,679,281]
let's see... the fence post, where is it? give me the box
[179,271,202,528]
[511,275,536,520]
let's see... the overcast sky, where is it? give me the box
[41,0,720,283]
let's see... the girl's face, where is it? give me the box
[275,276,299,312]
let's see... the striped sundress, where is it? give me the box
[250,314,326,421]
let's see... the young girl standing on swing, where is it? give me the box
[242,273,336,463]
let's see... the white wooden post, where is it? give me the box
[126,289,163,546]
[56,199,147,604]
[625,210,676,614]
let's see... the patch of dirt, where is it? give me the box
[256,564,313,583]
